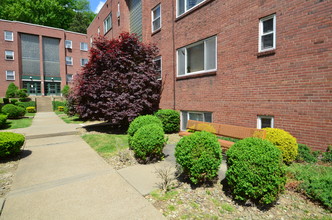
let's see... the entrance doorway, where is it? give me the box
[23,81,41,96]
[45,82,61,96]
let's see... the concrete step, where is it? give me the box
[36,97,53,112]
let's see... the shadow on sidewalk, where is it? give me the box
[0,150,32,164]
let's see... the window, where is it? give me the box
[4,31,13,41]
[66,56,73,65]
[152,4,161,32]
[259,14,276,52]
[5,50,14,60]
[65,40,72,49]
[153,56,162,80]
[177,36,216,76]
[6,70,15,80]
[257,116,274,129]
[66,74,73,83]
[80,42,88,51]
[90,37,93,46]
[104,13,112,34]
[181,111,212,130]
[177,0,205,17]
[80,58,88,66]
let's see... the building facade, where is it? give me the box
[87,0,331,151]
[0,19,89,96]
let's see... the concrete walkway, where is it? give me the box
[0,112,165,219]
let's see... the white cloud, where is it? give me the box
[94,1,105,14]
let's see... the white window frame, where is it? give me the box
[80,42,88,51]
[181,111,213,130]
[65,40,72,49]
[151,4,161,32]
[153,56,162,80]
[104,13,112,34]
[257,116,274,129]
[4,31,13,41]
[5,50,14,60]
[177,36,217,77]
[6,70,15,80]
[66,74,73,83]
[80,58,88,66]
[259,14,276,52]
[66,56,73,65]
[176,0,206,17]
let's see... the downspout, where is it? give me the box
[172,0,176,110]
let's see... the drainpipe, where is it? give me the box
[172,0,176,110]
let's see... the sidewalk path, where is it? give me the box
[0,112,164,219]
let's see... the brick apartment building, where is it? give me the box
[87,0,331,150]
[0,19,89,96]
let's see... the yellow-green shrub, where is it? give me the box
[26,106,36,113]
[58,106,64,112]
[263,128,298,164]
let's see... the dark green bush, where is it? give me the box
[127,115,163,146]
[287,163,332,211]
[16,89,28,99]
[131,124,166,163]
[175,131,222,184]
[16,101,36,109]
[11,99,18,105]
[3,98,9,104]
[61,85,70,98]
[5,83,18,98]
[226,137,286,205]
[155,109,180,133]
[322,146,332,163]
[52,101,66,111]
[0,114,8,128]
[0,132,25,157]
[296,144,318,163]
[1,104,26,119]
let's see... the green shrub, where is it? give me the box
[0,132,25,157]
[131,124,166,163]
[3,98,9,104]
[0,114,8,128]
[16,89,28,99]
[226,137,286,205]
[58,106,64,112]
[127,115,163,146]
[322,146,332,163]
[175,131,222,184]
[263,128,298,164]
[1,104,26,119]
[296,144,318,163]
[52,101,66,111]
[155,109,180,133]
[287,163,332,211]
[11,99,18,105]
[26,107,36,113]
[5,83,18,98]
[61,85,70,98]
[16,101,36,109]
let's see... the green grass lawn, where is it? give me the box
[1,112,35,130]
[82,133,129,158]
[55,111,86,124]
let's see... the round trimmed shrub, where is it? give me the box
[155,109,180,133]
[26,107,36,113]
[0,132,25,157]
[131,124,166,163]
[175,131,222,184]
[127,115,162,146]
[226,137,286,205]
[11,99,18,105]
[0,114,8,128]
[1,104,26,119]
[263,128,298,164]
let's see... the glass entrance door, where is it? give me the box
[23,82,41,96]
[45,82,61,96]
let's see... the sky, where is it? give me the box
[89,0,106,14]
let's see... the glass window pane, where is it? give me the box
[262,34,274,50]
[261,118,272,128]
[153,17,161,31]
[263,18,274,33]
[5,31,13,40]
[204,112,212,122]
[187,42,204,73]
[181,111,188,130]
[178,0,185,16]
[187,0,204,10]
[178,48,185,75]
[206,37,216,70]
[189,112,204,121]
[153,6,160,19]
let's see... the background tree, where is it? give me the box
[69,33,161,128]
[0,0,95,33]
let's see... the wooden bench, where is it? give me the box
[179,120,267,151]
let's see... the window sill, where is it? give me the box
[151,28,161,36]
[176,71,216,81]
[257,49,276,58]
[5,59,14,61]
[175,0,215,22]
[104,28,112,36]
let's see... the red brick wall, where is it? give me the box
[88,0,332,151]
